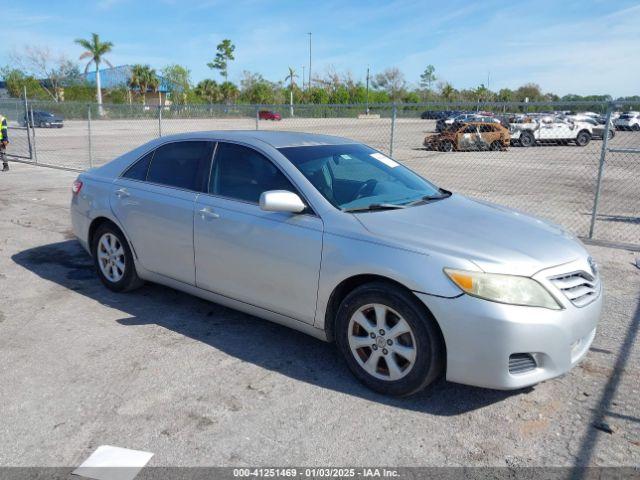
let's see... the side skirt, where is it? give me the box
[137,267,329,342]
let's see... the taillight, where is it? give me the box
[72,179,83,195]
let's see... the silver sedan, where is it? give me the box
[70,131,602,395]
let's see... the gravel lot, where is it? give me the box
[8,117,640,246]
[0,163,638,468]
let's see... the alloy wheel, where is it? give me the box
[347,303,417,381]
[97,232,126,283]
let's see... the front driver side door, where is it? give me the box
[193,142,323,324]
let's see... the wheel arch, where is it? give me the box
[88,216,137,259]
[323,274,446,353]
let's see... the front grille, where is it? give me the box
[509,353,537,374]
[549,270,600,307]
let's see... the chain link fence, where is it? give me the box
[0,98,638,249]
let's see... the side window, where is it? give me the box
[211,142,297,203]
[147,141,212,191]
[122,151,153,181]
[463,125,477,134]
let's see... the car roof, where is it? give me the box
[145,130,357,149]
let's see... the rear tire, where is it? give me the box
[440,140,454,152]
[575,130,591,146]
[519,131,535,147]
[92,223,143,292]
[633,124,640,131]
[335,282,445,396]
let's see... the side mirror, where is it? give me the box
[259,190,306,213]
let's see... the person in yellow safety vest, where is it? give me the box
[0,113,8,171]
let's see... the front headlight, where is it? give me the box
[444,268,561,310]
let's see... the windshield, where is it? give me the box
[278,143,443,211]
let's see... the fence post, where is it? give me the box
[255,106,260,130]
[158,105,163,137]
[588,103,613,239]
[87,105,93,169]
[389,102,397,156]
[29,107,38,164]
[22,90,33,162]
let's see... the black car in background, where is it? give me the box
[23,111,64,128]
[420,110,464,120]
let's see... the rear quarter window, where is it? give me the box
[122,151,153,181]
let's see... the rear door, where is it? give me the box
[457,124,479,150]
[111,140,213,285]
[193,142,323,324]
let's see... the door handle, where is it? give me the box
[115,188,130,198]
[199,207,220,220]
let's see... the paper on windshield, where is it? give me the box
[370,152,399,168]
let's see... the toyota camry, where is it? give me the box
[70,131,602,396]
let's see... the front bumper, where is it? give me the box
[415,263,602,390]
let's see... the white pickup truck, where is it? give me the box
[510,116,593,147]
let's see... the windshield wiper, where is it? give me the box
[406,189,452,206]
[343,203,408,213]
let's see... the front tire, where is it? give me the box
[575,130,591,146]
[92,223,143,292]
[335,282,445,396]
[490,140,503,151]
[519,131,535,147]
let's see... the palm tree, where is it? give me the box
[219,81,239,104]
[128,64,158,106]
[284,67,298,117]
[194,79,220,104]
[75,33,114,113]
[441,82,456,102]
[128,64,144,104]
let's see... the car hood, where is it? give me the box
[354,194,587,276]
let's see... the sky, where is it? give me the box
[2,0,639,97]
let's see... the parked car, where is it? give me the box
[614,112,640,131]
[570,116,615,140]
[258,110,282,121]
[420,110,461,120]
[424,122,510,151]
[510,116,593,146]
[23,110,64,128]
[436,113,499,133]
[71,131,601,395]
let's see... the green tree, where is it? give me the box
[497,88,514,102]
[419,65,436,91]
[74,33,114,110]
[474,83,492,102]
[162,64,191,103]
[515,83,542,102]
[0,67,48,99]
[194,79,220,103]
[220,81,239,103]
[208,39,235,82]
[129,64,158,105]
[439,82,457,101]
[372,68,406,101]
[105,86,130,104]
[239,71,277,104]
